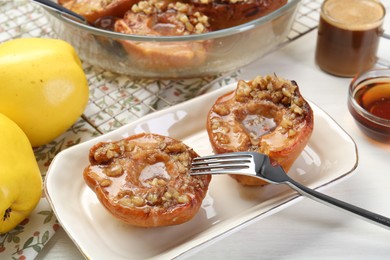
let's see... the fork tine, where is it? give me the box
[190,152,256,176]
[191,163,249,171]
[191,157,251,166]
[190,166,249,175]
[192,153,252,162]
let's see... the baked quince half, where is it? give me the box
[114,0,211,69]
[206,75,314,186]
[83,133,211,227]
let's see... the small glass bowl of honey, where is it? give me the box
[348,69,390,143]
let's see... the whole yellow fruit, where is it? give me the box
[0,38,89,147]
[0,113,42,234]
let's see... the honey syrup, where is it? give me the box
[349,77,390,142]
[354,81,390,120]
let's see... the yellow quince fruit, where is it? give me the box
[0,38,89,147]
[0,113,42,234]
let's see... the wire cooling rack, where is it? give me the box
[0,0,347,135]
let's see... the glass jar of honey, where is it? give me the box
[348,69,390,142]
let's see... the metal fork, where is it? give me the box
[191,151,390,230]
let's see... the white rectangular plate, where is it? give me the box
[45,83,358,259]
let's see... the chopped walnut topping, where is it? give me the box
[131,195,146,207]
[234,75,309,126]
[129,0,210,35]
[100,179,112,187]
[105,164,123,177]
[213,103,231,116]
[177,195,189,204]
[119,197,133,207]
[92,142,123,163]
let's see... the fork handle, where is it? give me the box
[285,178,390,230]
[31,0,87,23]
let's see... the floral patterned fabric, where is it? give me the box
[0,1,240,259]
